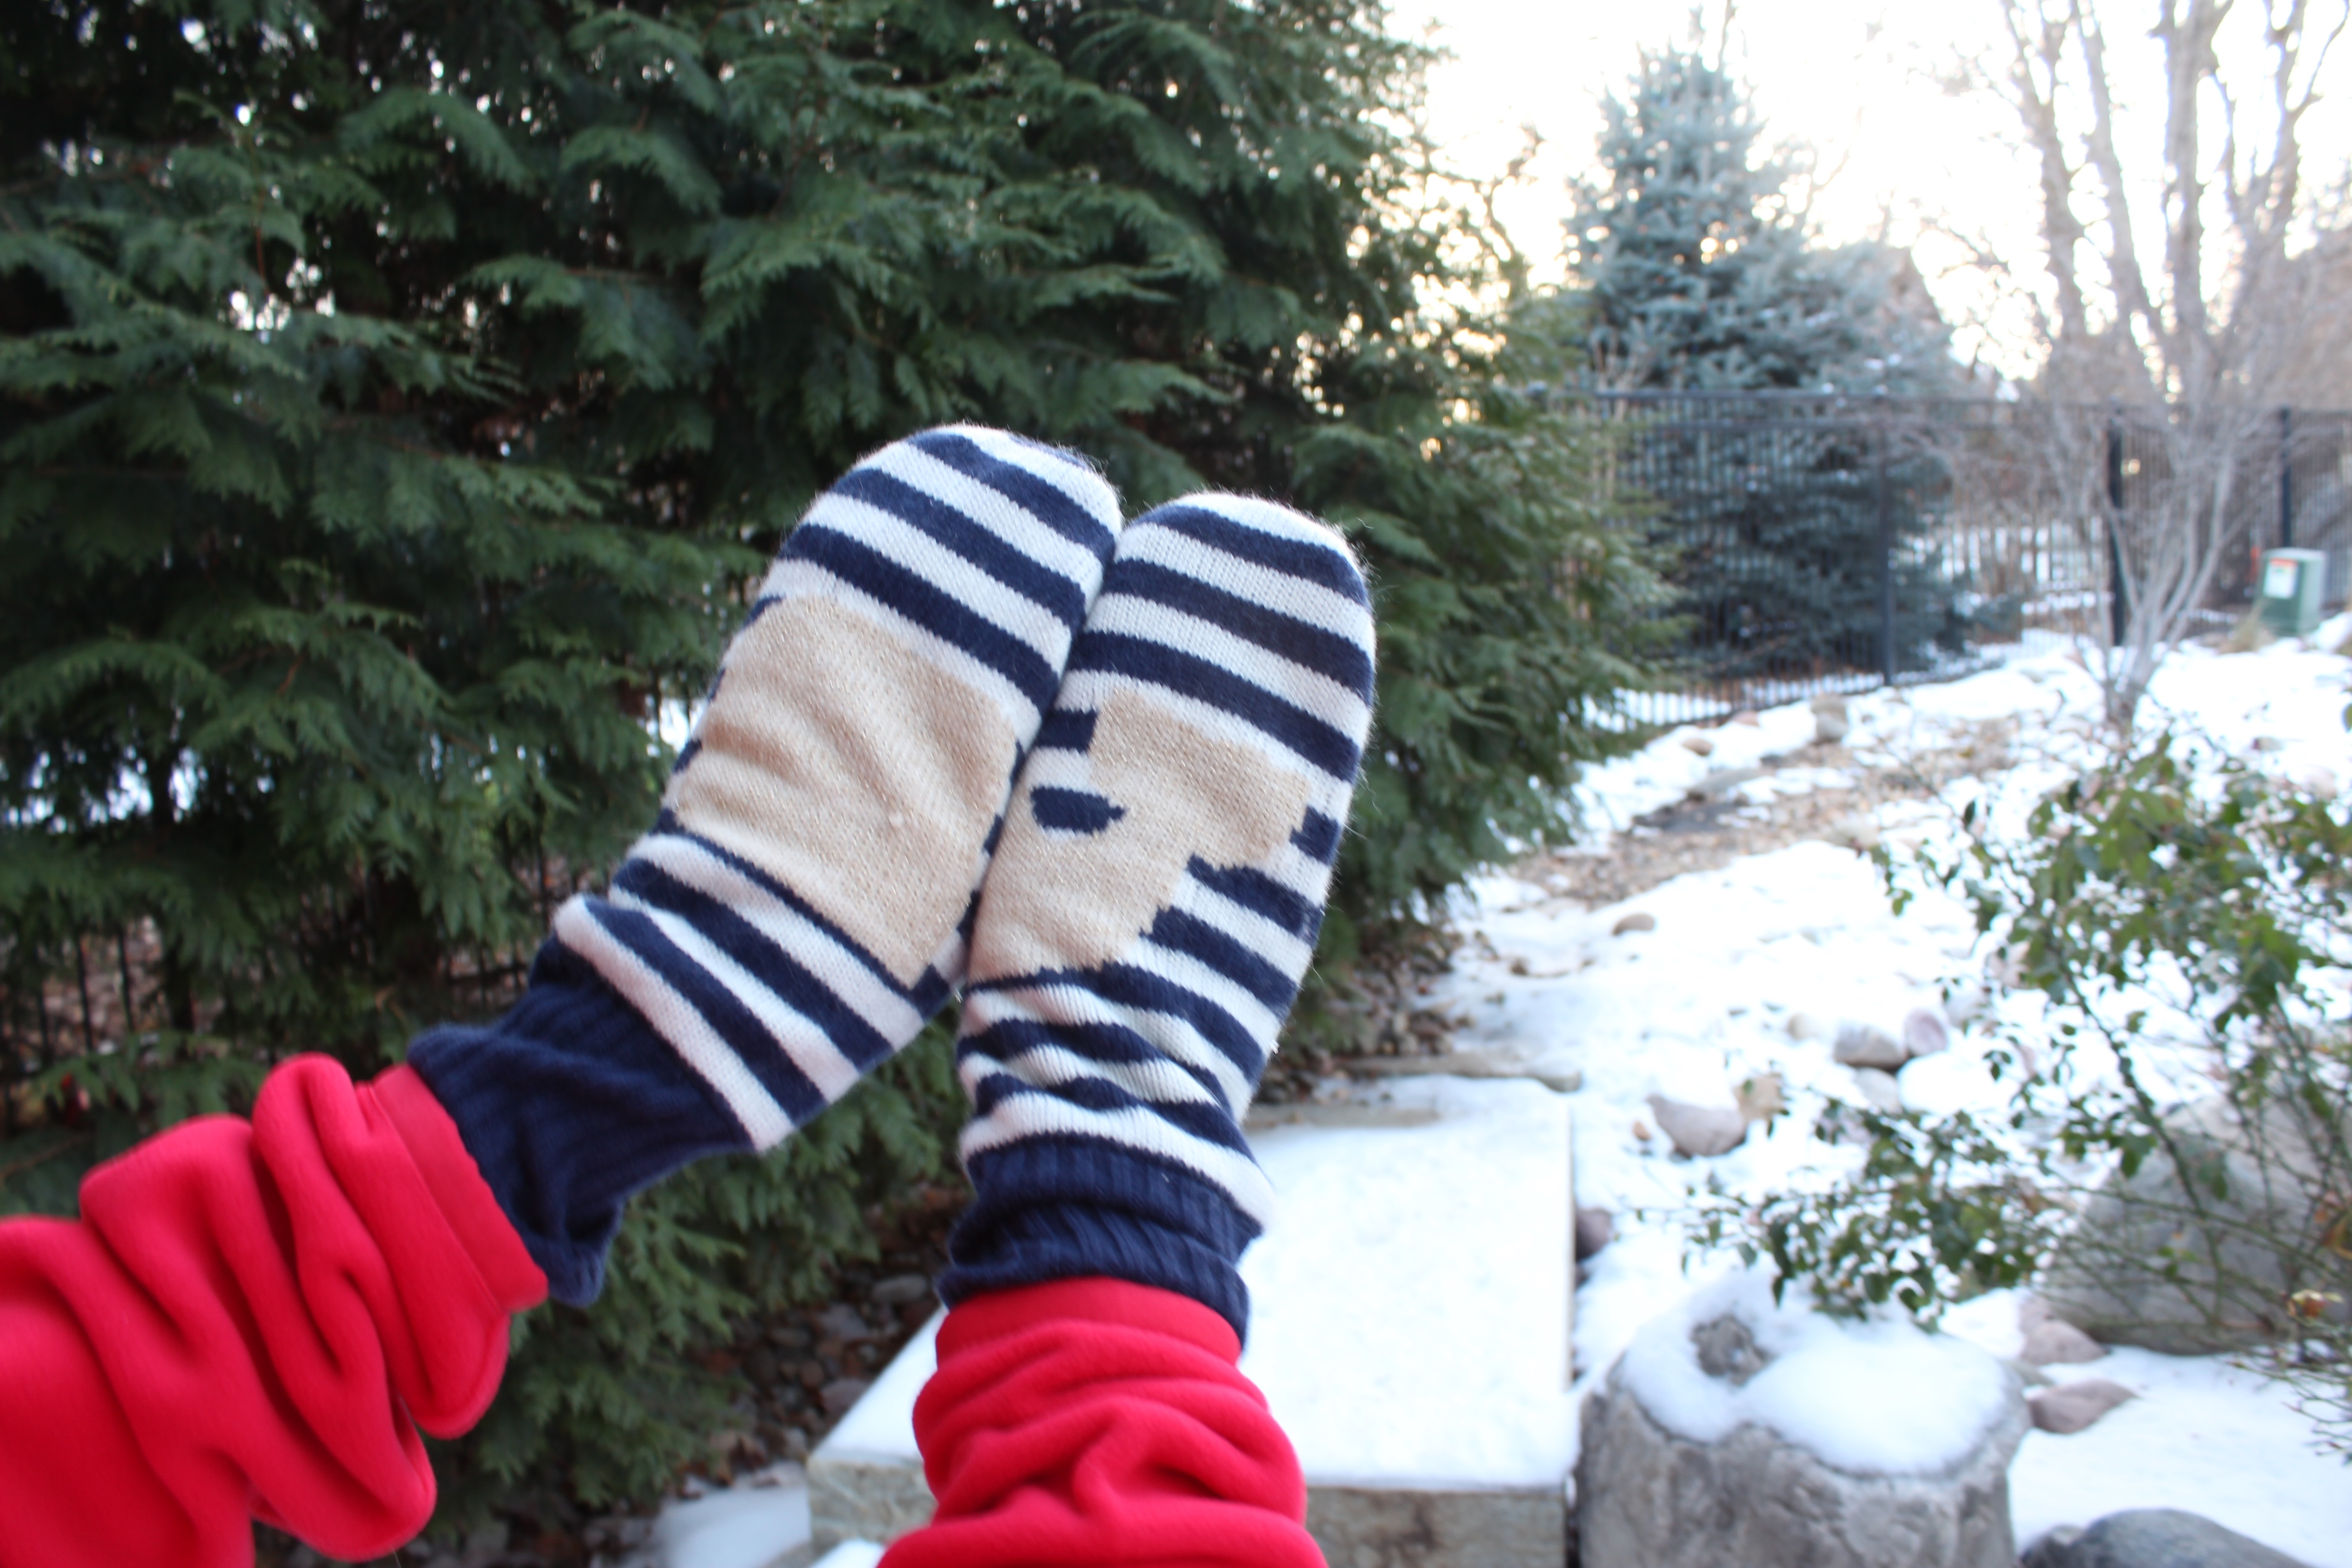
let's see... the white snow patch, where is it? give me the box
[2007,1349,2352,1564]
[1239,1075,1577,1488]
[1616,1270,2018,1476]
[810,1544,886,1568]
[619,1464,810,1568]
[1444,630,2350,1556]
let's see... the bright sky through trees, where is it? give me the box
[1394,0,2352,380]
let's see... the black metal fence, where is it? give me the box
[1574,392,2352,725]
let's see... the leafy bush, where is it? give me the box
[1700,732,2352,1452]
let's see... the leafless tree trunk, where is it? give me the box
[1981,0,2352,733]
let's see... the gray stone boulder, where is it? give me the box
[1578,1310,2029,1568]
[2041,1095,2350,1354]
[2020,1509,2313,1568]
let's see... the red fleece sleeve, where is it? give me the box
[0,1057,546,1568]
[881,1278,1325,1568]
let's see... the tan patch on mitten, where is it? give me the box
[972,689,1314,983]
[667,597,1017,986]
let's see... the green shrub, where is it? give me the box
[3,0,1666,1518]
[1700,732,2351,1453]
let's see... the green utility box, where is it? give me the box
[2259,548,2328,637]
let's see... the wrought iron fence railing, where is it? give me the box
[1563,392,2352,725]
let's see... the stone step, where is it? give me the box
[810,1075,1578,1566]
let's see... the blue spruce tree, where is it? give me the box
[1549,44,1969,686]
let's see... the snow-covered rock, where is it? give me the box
[1644,1093,1749,1157]
[1577,1274,2028,1568]
[2020,1509,2316,1568]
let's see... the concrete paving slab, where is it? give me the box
[808,1076,1577,1565]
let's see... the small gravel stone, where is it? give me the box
[871,1272,934,1307]
[2028,1377,2136,1434]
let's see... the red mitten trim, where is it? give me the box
[0,1055,546,1568]
[881,1279,1325,1568]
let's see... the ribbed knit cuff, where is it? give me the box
[940,1137,1261,1343]
[406,940,749,1306]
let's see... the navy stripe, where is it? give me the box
[829,467,1088,628]
[1034,707,1098,752]
[1138,505,1368,603]
[910,430,1117,559]
[789,526,1061,712]
[962,1015,1230,1105]
[1291,809,1343,863]
[1054,961,1269,1082]
[1069,632,1361,779]
[1185,857,1318,937]
[644,816,917,1003]
[1030,786,1123,833]
[968,1075,1255,1156]
[611,859,900,1074]
[1143,906,1298,1009]
[581,902,833,1126]
[1102,559,1374,695]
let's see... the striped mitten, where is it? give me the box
[411,426,1122,1301]
[937,494,1377,1337]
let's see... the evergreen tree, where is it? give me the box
[1545,43,1966,683]
[2,0,1661,1520]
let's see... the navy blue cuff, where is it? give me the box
[407,940,749,1306]
[940,1136,1262,1343]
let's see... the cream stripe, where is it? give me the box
[948,426,1124,538]
[1085,594,1372,738]
[958,1093,1277,1223]
[1119,523,1372,638]
[554,900,795,1148]
[797,496,1072,662]
[960,1041,1220,1108]
[606,889,864,1104]
[1163,875,1317,975]
[868,441,1110,588]
[1178,492,1357,555]
[965,983,1255,1114]
[1117,940,1283,1048]
[631,833,927,1044]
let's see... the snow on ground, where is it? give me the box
[1435,618,2352,1561]
[810,1546,884,1568]
[614,1464,810,1568]
[627,622,2352,1566]
[1240,1076,1578,1488]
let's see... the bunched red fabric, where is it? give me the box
[882,1278,1326,1568]
[0,1058,546,1568]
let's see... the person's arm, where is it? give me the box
[883,494,1375,1566]
[0,426,1121,1568]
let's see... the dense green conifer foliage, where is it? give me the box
[1,0,1658,1514]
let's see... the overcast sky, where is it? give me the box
[1390,0,2352,378]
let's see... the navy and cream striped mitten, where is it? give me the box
[938,495,1377,1337]
[411,427,1122,1302]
